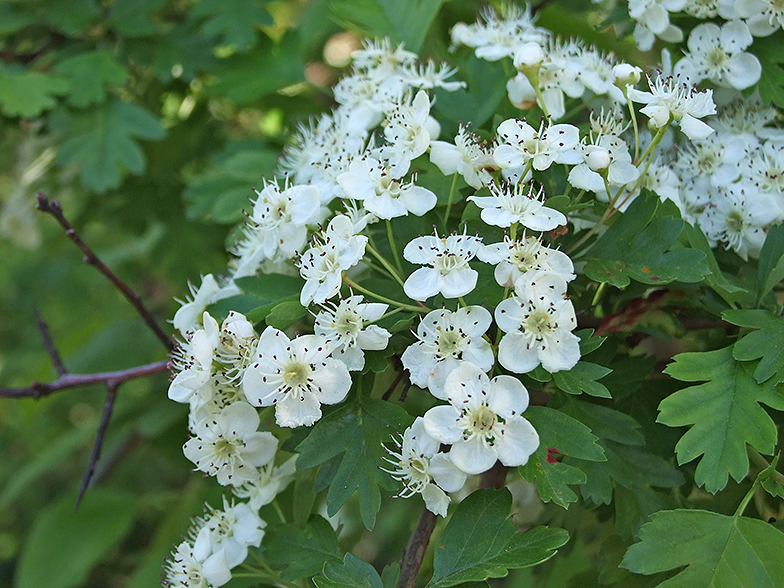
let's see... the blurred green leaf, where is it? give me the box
[106,0,167,37]
[0,3,36,34]
[314,553,384,588]
[0,66,69,118]
[265,300,307,329]
[660,346,784,493]
[621,510,784,586]
[265,516,343,581]
[40,0,100,33]
[426,488,569,588]
[16,489,138,588]
[329,0,444,53]
[52,98,166,192]
[296,395,412,530]
[54,50,128,108]
[191,0,272,51]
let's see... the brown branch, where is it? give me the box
[75,383,119,510]
[0,360,170,399]
[36,193,174,351]
[396,506,437,588]
[480,462,509,489]
[34,309,68,376]
[0,33,66,65]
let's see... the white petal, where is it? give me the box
[487,375,529,418]
[498,332,542,374]
[404,267,442,301]
[423,405,462,444]
[495,417,540,467]
[429,453,467,493]
[449,436,498,475]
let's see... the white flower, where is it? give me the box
[401,306,494,399]
[183,402,278,486]
[627,73,716,141]
[493,118,582,171]
[736,0,784,37]
[163,541,231,588]
[383,417,467,517]
[429,126,495,189]
[231,179,323,277]
[674,21,761,90]
[173,275,222,336]
[478,234,575,288]
[314,295,391,371]
[674,132,746,187]
[337,155,437,219]
[297,214,368,306]
[567,135,640,193]
[468,182,566,231]
[423,362,539,475]
[628,0,687,51]
[381,90,432,177]
[193,498,265,569]
[169,312,220,406]
[402,230,482,301]
[450,4,548,61]
[400,61,466,92]
[242,328,352,428]
[233,455,298,511]
[495,272,580,374]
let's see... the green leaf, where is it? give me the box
[192,0,272,50]
[15,489,138,588]
[753,35,784,109]
[52,99,166,192]
[756,223,784,305]
[519,449,586,507]
[296,395,412,530]
[553,361,613,398]
[106,0,167,37]
[434,53,507,129]
[0,66,69,118]
[660,346,784,493]
[621,509,784,587]
[210,34,305,103]
[525,406,606,462]
[759,454,784,500]
[682,222,751,306]
[520,406,605,508]
[426,488,569,588]
[40,0,100,34]
[54,50,127,107]
[329,0,445,53]
[264,516,343,581]
[0,3,36,34]
[314,553,384,588]
[149,22,219,81]
[235,274,304,302]
[725,309,784,385]
[265,300,307,330]
[584,192,708,287]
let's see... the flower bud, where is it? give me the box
[514,42,545,73]
[586,147,611,172]
[613,63,642,88]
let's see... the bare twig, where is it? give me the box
[0,360,170,399]
[480,462,509,489]
[33,309,68,376]
[75,383,119,510]
[396,506,438,588]
[35,193,174,351]
[0,33,66,64]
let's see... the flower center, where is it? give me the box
[522,308,554,340]
[283,361,311,388]
[436,328,464,358]
[707,48,728,70]
[335,310,362,339]
[214,437,238,462]
[459,405,499,442]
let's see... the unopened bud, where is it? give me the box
[514,42,545,73]
[613,64,642,88]
[586,147,611,172]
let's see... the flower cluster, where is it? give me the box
[163,2,784,584]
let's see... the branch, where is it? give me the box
[34,309,68,376]
[396,506,437,588]
[75,383,119,510]
[36,193,174,351]
[0,361,170,399]
[0,33,66,64]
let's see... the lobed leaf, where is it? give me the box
[264,516,343,581]
[725,309,784,385]
[621,509,784,587]
[660,346,784,493]
[426,488,569,588]
[314,553,384,588]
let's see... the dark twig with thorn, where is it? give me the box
[35,192,174,351]
[396,506,438,588]
[34,308,68,376]
[75,383,119,510]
